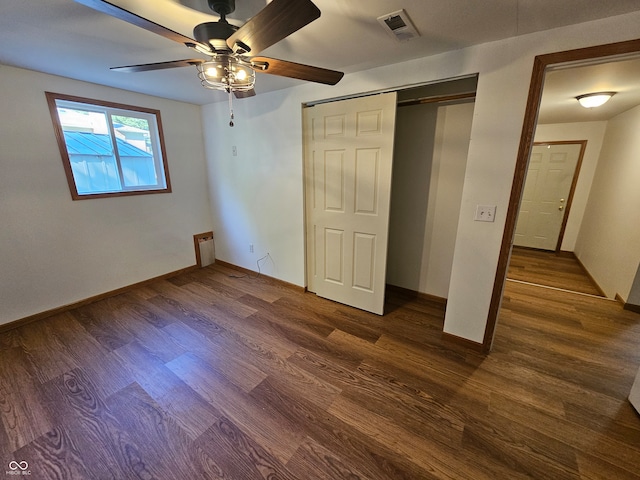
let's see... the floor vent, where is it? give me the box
[194,232,215,267]
[377,9,420,42]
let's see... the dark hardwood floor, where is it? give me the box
[1,262,639,479]
[507,246,604,296]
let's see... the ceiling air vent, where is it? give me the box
[377,9,420,42]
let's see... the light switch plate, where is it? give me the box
[475,205,496,222]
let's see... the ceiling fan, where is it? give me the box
[75,0,343,121]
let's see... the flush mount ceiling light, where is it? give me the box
[576,92,616,108]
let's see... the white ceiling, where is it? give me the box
[2,0,640,118]
[538,56,640,124]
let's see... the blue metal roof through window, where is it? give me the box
[63,131,151,157]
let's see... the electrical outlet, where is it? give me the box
[474,205,497,222]
[249,243,254,253]
[232,145,237,156]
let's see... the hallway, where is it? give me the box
[507,246,604,297]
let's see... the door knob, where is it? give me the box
[559,205,564,211]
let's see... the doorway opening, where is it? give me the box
[485,38,640,351]
[507,139,604,296]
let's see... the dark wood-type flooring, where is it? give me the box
[508,246,604,296]
[1,262,639,479]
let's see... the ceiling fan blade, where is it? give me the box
[234,89,256,99]
[111,59,205,73]
[251,57,343,85]
[74,0,208,51]
[226,0,320,55]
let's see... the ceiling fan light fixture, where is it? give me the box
[197,55,255,92]
[191,43,214,56]
[576,91,616,108]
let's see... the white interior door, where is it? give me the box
[304,92,397,315]
[514,143,582,250]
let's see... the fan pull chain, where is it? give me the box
[228,90,234,127]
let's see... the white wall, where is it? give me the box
[387,101,474,299]
[0,65,212,326]
[628,265,640,307]
[629,365,640,414]
[573,104,640,300]
[201,12,640,343]
[533,121,607,251]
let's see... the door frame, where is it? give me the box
[519,140,587,252]
[483,38,640,352]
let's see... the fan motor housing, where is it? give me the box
[208,0,235,16]
[194,21,238,46]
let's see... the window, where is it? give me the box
[46,92,171,199]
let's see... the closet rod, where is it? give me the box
[397,91,475,107]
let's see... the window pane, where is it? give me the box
[57,107,122,193]
[71,155,121,194]
[111,115,159,187]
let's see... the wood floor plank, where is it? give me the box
[43,368,164,479]
[273,293,383,343]
[496,302,640,358]
[79,349,135,400]
[117,290,184,328]
[205,264,290,303]
[106,382,214,479]
[165,309,340,412]
[286,436,370,480]
[114,340,220,440]
[0,348,55,452]
[166,352,306,463]
[183,281,263,321]
[563,400,640,446]
[159,292,300,361]
[377,334,570,417]
[162,321,268,393]
[113,308,186,364]
[17,312,135,401]
[240,339,343,411]
[251,377,434,480]
[328,394,522,480]
[187,269,248,301]
[13,426,93,480]
[238,295,365,371]
[239,293,336,338]
[461,407,581,480]
[194,415,300,480]
[327,329,492,415]
[143,368,221,441]
[14,314,79,383]
[576,451,640,480]
[68,302,135,352]
[489,391,640,476]
[148,293,227,340]
[491,337,637,400]
[290,346,466,451]
[153,276,256,319]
